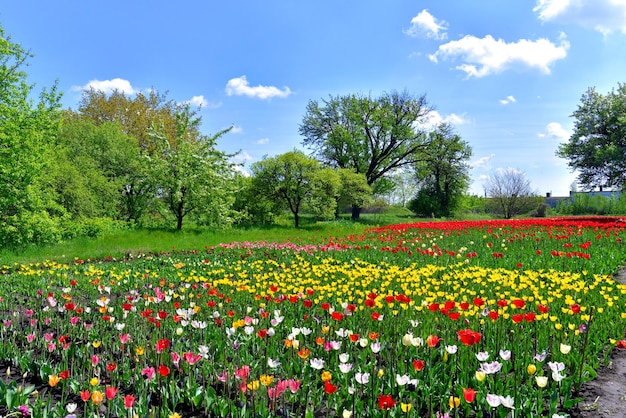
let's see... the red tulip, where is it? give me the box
[413,359,425,371]
[378,394,396,410]
[105,386,117,400]
[124,394,135,408]
[463,387,476,403]
[158,365,170,377]
[324,382,338,394]
[458,329,481,346]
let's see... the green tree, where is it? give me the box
[557,83,626,191]
[76,88,185,221]
[335,169,372,217]
[299,90,433,219]
[231,174,277,225]
[0,24,63,248]
[149,107,236,230]
[409,123,472,217]
[48,116,141,219]
[250,150,331,227]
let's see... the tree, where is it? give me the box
[299,90,433,219]
[47,116,141,220]
[149,107,236,230]
[335,169,372,217]
[557,83,626,191]
[409,123,472,217]
[250,150,332,227]
[77,88,180,152]
[0,24,63,248]
[484,168,538,219]
[76,88,186,221]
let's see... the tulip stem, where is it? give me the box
[574,306,593,395]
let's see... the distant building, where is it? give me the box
[544,190,622,208]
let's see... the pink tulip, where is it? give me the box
[141,367,155,380]
[288,379,300,393]
[234,365,250,380]
[91,355,101,367]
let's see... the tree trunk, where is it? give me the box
[351,205,361,220]
[294,212,300,228]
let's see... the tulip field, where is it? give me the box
[1,217,626,417]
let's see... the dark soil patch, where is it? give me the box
[569,266,626,418]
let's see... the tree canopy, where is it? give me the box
[410,123,472,217]
[250,150,336,227]
[148,107,236,230]
[0,24,63,248]
[299,90,433,218]
[557,83,626,191]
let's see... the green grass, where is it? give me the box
[0,211,422,265]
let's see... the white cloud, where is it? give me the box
[225,76,292,99]
[188,95,208,107]
[256,138,270,145]
[182,95,222,109]
[429,34,570,78]
[72,78,138,95]
[471,154,495,169]
[230,125,243,134]
[423,110,469,128]
[231,151,253,163]
[538,121,570,141]
[500,95,517,105]
[231,151,254,172]
[534,0,626,34]
[404,9,448,40]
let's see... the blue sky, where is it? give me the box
[3,0,626,196]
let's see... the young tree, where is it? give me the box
[299,90,433,219]
[335,169,372,217]
[250,150,332,227]
[409,123,472,217]
[0,24,63,248]
[557,83,626,190]
[484,168,537,219]
[149,107,236,230]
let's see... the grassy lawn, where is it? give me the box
[0,210,421,265]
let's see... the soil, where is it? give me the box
[569,266,626,418]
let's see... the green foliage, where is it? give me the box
[250,150,329,227]
[557,83,626,190]
[60,217,128,240]
[149,106,237,230]
[307,167,341,220]
[411,123,472,217]
[554,192,626,215]
[335,169,372,215]
[451,194,488,218]
[48,117,141,219]
[0,23,63,250]
[232,175,277,225]
[300,90,433,218]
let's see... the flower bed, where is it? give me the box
[1,217,625,417]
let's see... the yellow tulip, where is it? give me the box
[48,374,61,387]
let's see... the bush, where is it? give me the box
[0,211,63,250]
[554,193,624,215]
[60,217,128,240]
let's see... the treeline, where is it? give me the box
[1,23,479,250]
